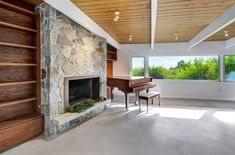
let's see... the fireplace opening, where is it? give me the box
[65,76,100,106]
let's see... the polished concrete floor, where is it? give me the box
[3,98,235,155]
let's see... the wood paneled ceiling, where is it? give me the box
[207,22,235,41]
[72,0,151,44]
[20,0,43,6]
[72,0,235,44]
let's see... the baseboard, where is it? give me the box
[113,94,235,102]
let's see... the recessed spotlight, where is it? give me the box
[129,35,133,42]
[174,32,179,40]
[114,9,120,22]
[224,30,229,37]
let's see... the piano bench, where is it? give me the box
[139,91,160,112]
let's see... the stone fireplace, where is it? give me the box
[64,76,100,109]
[37,3,110,138]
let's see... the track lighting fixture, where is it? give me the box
[114,9,120,22]
[174,32,179,40]
[224,30,229,37]
[129,35,133,42]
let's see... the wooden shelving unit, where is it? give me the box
[106,43,117,98]
[0,0,43,152]
[107,43,117,61]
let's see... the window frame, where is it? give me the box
[223,55,235,82]
[131,56,146,77]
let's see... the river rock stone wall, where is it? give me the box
[36,3,107,137]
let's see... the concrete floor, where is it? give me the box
[3,98,235,155]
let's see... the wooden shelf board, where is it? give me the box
[0,81,37,87]
[0,0,36,16]
[107,58,116,61]
[0,42,37,49]
[0,97,37,108]
[107,51,117,54]
[0,62,37,66]
[0,113,42,130]
[0,21,37,32]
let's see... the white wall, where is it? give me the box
[113,42,235,101]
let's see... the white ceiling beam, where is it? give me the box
[43,0,120,49]
[188,5,235,49]
[225,37,235,48]
[151,0,158,50]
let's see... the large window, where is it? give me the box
[148,56,219,80]
[224,55,235,81]
[131,57,145,76]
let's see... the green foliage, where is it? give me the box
[132,67,144,76]
[225,56,235,78]
[68,99,102,113]
[148,57,219,80]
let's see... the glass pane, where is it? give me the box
[148,56,218,80]
[225,55,235,81]
[132,57,144,76]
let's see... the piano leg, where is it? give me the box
[124,92,129,110]
[135,92,139,105]
[110,87,114,100]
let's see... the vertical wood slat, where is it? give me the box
[35,14,41,113]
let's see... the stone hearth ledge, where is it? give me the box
[52,99,111,135]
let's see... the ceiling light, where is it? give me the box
[114,9,120,22]
[129,35,133,42]
[224,30,229,37]
[174,32,179,41]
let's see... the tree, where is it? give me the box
[132,67,144,76]
[225,56,235,78]
[148,57,218,80]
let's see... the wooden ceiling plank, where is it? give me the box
[225,37,235,48]
[189,4,235,49]
[72,0,235,44]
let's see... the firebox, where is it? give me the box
[64,76,100,108]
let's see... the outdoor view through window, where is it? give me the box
[132,57,145,76]
[132,56,219,80]
[225,55,235,81]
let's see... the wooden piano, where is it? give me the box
[107,76,156,110]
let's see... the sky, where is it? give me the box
[132,56,217,69]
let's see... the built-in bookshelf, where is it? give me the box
[0,0,43,152]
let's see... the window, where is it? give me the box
[131,57,145,76]
[148,56,218,80]
[224,55,235,81]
